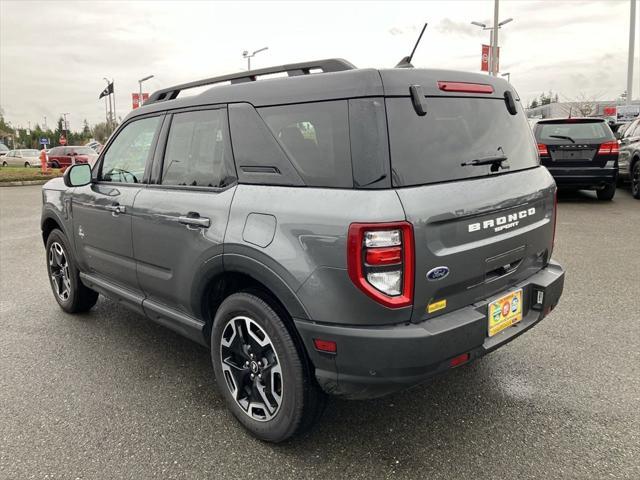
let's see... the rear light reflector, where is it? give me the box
[347,222,414,308]
[313,339,337,353]
[365,246,402,265]
[551,187,558,255]
[450,353,470,368]
[537,143,549,156]
[437,81,494,94]
[597,141,619,155]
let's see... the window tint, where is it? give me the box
[537,121,613,142]
[101,116,161,183]
[259,101,352,188]
[161,109,235,188]
[49,147,60,156]
[387,97,538,187]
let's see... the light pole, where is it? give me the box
[103,77,112,128]
[242,47,269,71]
[471,16,513,76]
[138,75,154,107]
[501,72,511,83]
[61,113,70,141]
[627,0,636,104]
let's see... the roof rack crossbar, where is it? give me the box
[145,58,355,105]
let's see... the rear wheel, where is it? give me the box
[211,292,324,442]
[632,162,640,199]
[24,161,30,168]
[46,229,98,313]
[1,161,7,167]
[596,182,616,201]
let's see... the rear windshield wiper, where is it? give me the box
[548,134,575,143]
[461,153,509,170]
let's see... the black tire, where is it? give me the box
[211,292,325,442]
[51,161,60,169]
[631,161,640,199]
[1,161,7,167]
[596,182,616,201]
[24,162,30,168]
[45,229,98,313]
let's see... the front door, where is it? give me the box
[72,115,164,292]
[132,107,237,316]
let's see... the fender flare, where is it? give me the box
[189,252,310,322]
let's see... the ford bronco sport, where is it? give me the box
[41,59,565,442]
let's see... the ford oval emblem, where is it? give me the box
[427,266,450,281]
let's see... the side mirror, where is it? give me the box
[64,163,92,187]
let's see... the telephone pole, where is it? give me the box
[627,0,636,104]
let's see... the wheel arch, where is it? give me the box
[41,213,66,245]
[193,253,311,355]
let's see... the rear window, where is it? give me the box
[259,101,352,188]
[386,97,538,187]
[536,121,613,142]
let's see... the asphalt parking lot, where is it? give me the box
[0,185,638,479]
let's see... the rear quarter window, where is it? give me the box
[258,101,352,188]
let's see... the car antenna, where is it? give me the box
[395,23,428,68]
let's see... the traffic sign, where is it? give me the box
[39,137,50,145]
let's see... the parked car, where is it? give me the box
[47,146,98,169]
[0,143,9,157]
[1,149,42,167]
[534,118,619,200]
[617,117,640,198]
[41,59,565,442]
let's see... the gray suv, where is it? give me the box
[41,59,565,442]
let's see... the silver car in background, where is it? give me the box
[1,149,41,167]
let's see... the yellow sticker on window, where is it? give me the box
[427,299,447,313]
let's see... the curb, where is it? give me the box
[0,180,52,187]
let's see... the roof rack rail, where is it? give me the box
[145,58,356,105]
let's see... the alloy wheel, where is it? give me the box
[632,163,640,197]
[220,315,283,421]
[49,242,71,301]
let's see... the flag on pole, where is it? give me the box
[99,82,114,99]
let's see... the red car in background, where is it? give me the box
[47,146,98,169]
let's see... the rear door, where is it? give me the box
[72,114,164,295]
[383,85,555,324]
[131,107,237,317]
[534,119,616,168]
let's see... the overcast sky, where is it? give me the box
[1,0,638,131]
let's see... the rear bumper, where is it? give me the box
[547,167,617,189]
[295,260,565,399]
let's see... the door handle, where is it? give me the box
[105,204,126,214]
[178,214,210,228]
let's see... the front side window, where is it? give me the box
[100,116,162,183]
[161,109,235,188]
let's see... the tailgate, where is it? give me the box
[396,167,556,323]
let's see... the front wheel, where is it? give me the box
[24,162,30,168]
[1,161,7,167]
[211,292,324,442]
[46,229,98,313]
[596,182,616,201]
[631,162,640,199]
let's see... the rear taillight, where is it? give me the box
[347,222,414,308]
[537,143,549,156]
[597,141,619,155]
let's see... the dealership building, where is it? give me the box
[526,100,640,122]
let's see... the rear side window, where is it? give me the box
[387,97,538,187]
[161,109,236,188]
[259,101,352,188]
[536,121,614,142]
